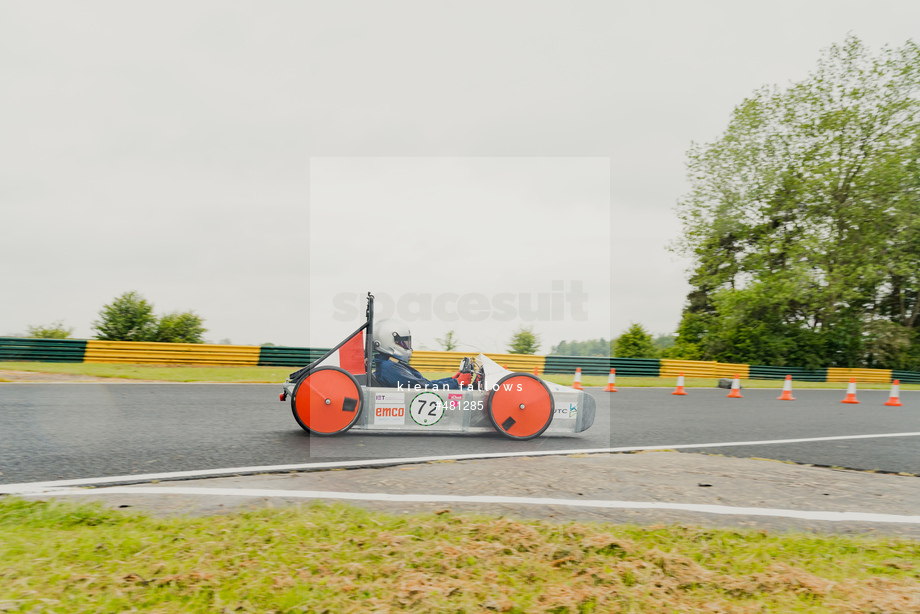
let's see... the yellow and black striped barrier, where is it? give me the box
[84,340,260,366]
[1,337,919,383]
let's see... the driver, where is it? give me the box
[373,319,472,389]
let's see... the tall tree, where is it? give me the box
[92,291,157,341]
[614,324,658,358]
[673,35,920,369]
[508,326,541,354]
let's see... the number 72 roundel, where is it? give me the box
[409,392,445,426]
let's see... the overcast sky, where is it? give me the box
[3,1,920,351]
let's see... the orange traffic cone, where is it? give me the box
[884,380,902,407]
[672,373,687,395]
[727,373,743,398]
[573,367,583,390]
[534,365,539,376]
[605,368,618,392]
[841,378,859,404]
[777,375,795,401]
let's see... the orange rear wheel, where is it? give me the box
[486,373,554,440]
[291,367,362,435]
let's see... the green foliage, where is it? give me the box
[550,338,610,356]
[614,323,658,358]
[673,35,920,369]
[436,330,458,351]
[508,326,541,354]
[91,291,156,341]
[151,311,207,344]
[26,321,73,339]
[652,334,675,352]
[91,292,207,344]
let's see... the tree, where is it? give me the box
[27,321,73,339]
[436,330,458,351]
[91,291,156,341]
[549,338,610,356]
[152,311,207,344]
[673,35,920,369]
[508,326,540,354]
[653,334,675,352]
[614,323,658,358]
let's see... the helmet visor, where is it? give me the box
[393,333,412,351]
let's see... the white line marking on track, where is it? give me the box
[25,486,920,525]
[2,431,919,495]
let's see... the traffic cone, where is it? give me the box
[727,373,743,398]
[841,378,859,404]
[884,380,902,407]
[777,375,795,401]
[534,365,540,376]
[672,373,687,395]
[573,367,583,390]
[605,368,617,392]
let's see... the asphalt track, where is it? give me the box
[1,384,918,485]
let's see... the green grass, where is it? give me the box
[2,361,917,389]
[0,497,918,613]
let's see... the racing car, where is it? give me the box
[279,293,595,440]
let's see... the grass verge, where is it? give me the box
[2,361,917,389]
[1,497,918,613]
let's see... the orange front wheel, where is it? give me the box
[486,373,554,440]
[291,367,362,435]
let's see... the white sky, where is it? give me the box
[2,1,919,351]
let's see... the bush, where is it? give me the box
[508,326,541,354]
[151,311,207,344]
[91,292,207,343]
[26,321,74,339]
[614,323,658,358]
[91,291,156,341]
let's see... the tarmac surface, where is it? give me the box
[1,383,918,484]
[3,380,919,535]
[18,452,920,538]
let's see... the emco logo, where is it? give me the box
[376,407,404,417]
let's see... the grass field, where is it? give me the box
[1,497,918,613]
[2,361,916,389]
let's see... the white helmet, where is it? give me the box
[373,319,412,362]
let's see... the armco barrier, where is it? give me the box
[826,367,893,384]
[660,360,750,379]
[749,365,828,382]
[0,337,87,363]
[893,369,920,384]
[84,340,260,366]
[3,337,919,384]
[542,355,660,377]
[409,351,546,373]
[258,346,330,367]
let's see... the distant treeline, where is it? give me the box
[551,327,675,358]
